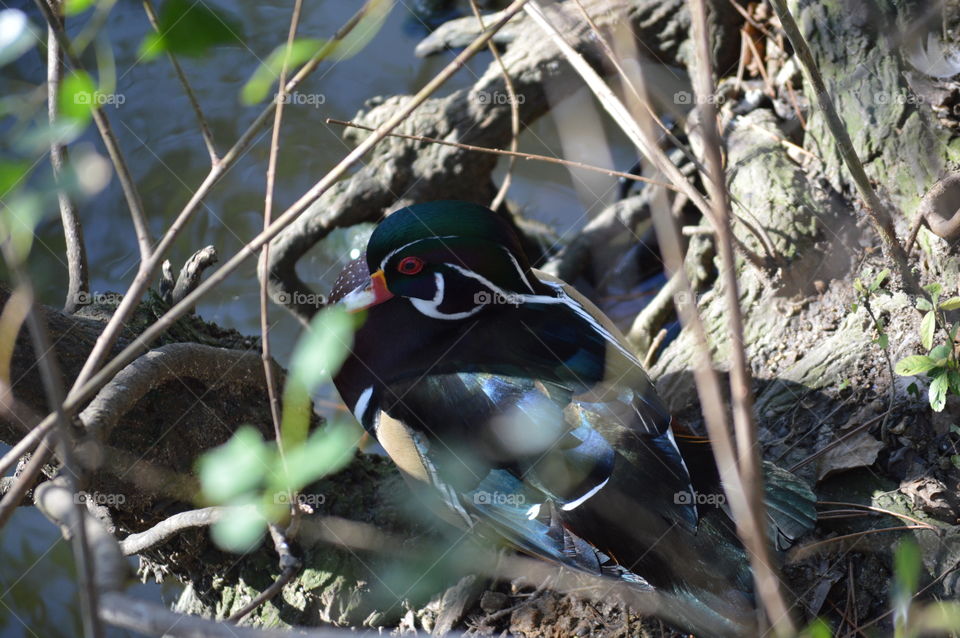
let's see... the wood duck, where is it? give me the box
[330,201,815,636]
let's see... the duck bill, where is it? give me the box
[340,269,394,312]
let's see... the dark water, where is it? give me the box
[0,0,637,635]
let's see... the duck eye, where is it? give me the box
[397,256,424,275]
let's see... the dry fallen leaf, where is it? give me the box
[816,432,885,482]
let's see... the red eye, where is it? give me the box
[397,256,424,275]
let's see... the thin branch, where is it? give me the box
[767,0,919,293]
[171,245,218,307]
[0,246,102,637]
[468,0,520,211]
[142,0,218,165]
[34,0,153,262]
[65,1,374,398]
[45,0,89,314]
[688,0,793,632]
[228,524,301,623]
[522,1,770,272]
[259,0,303,463]
[326,118,678,190]
[119,507,226,555]
[21,0,534,507]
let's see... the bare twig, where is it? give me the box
[789,525,934,561]
[0,247,102,637]
[259,0,303,459]
[767,0,919,293]
[642,328,668,368]
[522,1,770,272]
[228,523,301,623]
[688,0,793,632]
[142,0,218,165]
[20,0,533,511]
[326,118,677,190]
[468,0,520,211]
[45,0,88,314]
[788,410,890,473]
[34,0,153,262]
[59,3,372,419]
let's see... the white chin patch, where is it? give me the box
[340,285,376,312]
[410,272,484,320]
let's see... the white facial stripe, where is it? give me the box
[379,235,459,272]
[352,386,374,427]
[561,477,610,511]
[410,272,484,320]
[442,265,642,367]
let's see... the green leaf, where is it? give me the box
[951,324,960,343]
[282,305,357,447]
[930,370,949,412]
[941,296,960,311]
[198,426,272,503]
[869,268,889,292]
[925,282,942,307]
[853,279,865,294]
[63,0,96,16]
[270,421,360,494]
[949,369,960,395]
[952,455,960,471]
[0,161,30,199]
[894,538,922,599]
[875,333,888,349]
[850,302,858,312]
[0,193,43,264]
[895,355,938,376]
[916,297,933,312]
[907,382,919,397]
[211,501,267,553]
[58,71,97,123]
[921,310,936,351]
[801,618,833,638]
[241,38,323,105]
[139,0,243,60]
[930,344,952,362]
